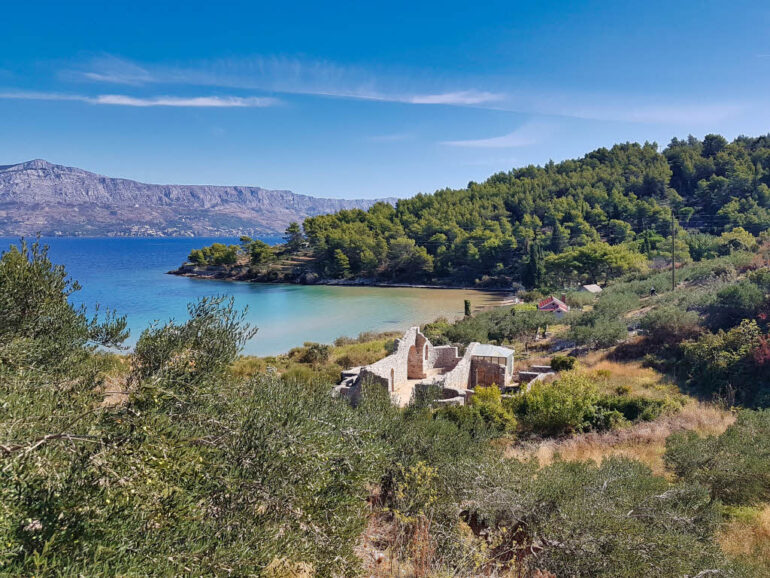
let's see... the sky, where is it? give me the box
[1,0,769,199]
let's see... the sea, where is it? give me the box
[0,237,510,356]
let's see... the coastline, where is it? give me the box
[168,264,517,293]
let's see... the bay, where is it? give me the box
[0,237,511,356]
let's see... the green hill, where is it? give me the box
[184,134,770,289]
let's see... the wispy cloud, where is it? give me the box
[442,122,551,148]
[67,55,503,108]
[407,91,501,105]
[0,90,279,108]
[50,55,753,125]
[74,56,155,85]
[94,94,277,107]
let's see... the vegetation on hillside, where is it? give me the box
[185,134,770,289]
[6,239,770,575]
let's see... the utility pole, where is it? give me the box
[671,210,676,291]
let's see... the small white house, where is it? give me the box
[580,284,603,294]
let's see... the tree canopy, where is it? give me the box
[289,135,770,287]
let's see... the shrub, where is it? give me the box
[434,385,517,437]
[523,458,729,577]
[0,239,128,376]
[471,384,503,406]
[665,409,770,506]
[507,372,600,435]
[564,291,596,308]
[434,403,516,438]
[640,306,702,345]
[598,394,682,422]
[296,342,332,365]
[569,316,629,349]
[549,355,577,371]
[707,280,767,330]
[680,319,767,404]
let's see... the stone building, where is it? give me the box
[335,327,514,406]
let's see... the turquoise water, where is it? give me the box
[1,237,509,355]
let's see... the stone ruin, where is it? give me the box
[334,327,515,407]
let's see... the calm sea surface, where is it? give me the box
[1,237,511,355]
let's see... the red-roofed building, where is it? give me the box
[538,296,570,318]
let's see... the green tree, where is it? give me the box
[665,409,770,505]
[523,241,545,289]
[386,237,433,280]
[546,242,647,285]
[331,248,351,278]
[0,239,127,375]
[249,239,273,265]
[283,221,305,252]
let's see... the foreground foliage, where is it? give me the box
[1,242,756,576]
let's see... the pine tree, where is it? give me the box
[331,249,350,278]
[284,222,305,252]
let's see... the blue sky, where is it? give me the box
[1,0,769,198]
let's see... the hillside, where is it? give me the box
[0,159,391,237]
[182,134,770,288]
[4,239,770,575]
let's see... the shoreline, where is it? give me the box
[167,266,517,293]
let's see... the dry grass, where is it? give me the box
[577,353,681,400]
[719,505,770,576]
[506,402,734,476]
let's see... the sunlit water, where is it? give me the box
[1,237,511,355]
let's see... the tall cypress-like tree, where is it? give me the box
[549,224,567,254]
[524,241,545,289]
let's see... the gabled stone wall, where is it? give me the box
[437,343,478,391]
[357,326,419,392]
[469,357,507,389]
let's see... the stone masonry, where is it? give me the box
[335,327,514,407]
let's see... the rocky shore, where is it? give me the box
[168,263,515,291]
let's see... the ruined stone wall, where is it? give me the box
[431,345,461,370]
[408,331,431,379]
[438,343,478,391]
[357,326,418,392]
[470,358,507,389]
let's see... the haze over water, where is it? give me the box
[1,237,509,355]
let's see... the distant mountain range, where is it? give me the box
[0,159,393,237]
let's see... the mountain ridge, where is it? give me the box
[0,159,393,237]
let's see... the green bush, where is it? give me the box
[507,372,600,435]
[569,316,629,349]
[680,319,767,404]
[665,409,770,506]
[550,355,577,371]
[434,385,517,438]
[295,341,332,365]
[707,280,767,330]
[521,458,728,577]
[597,394,682,422]
[639,306,702,345]
[434,403,516,438]
[0,239,128,376]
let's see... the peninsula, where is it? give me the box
[173,134,770,290]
